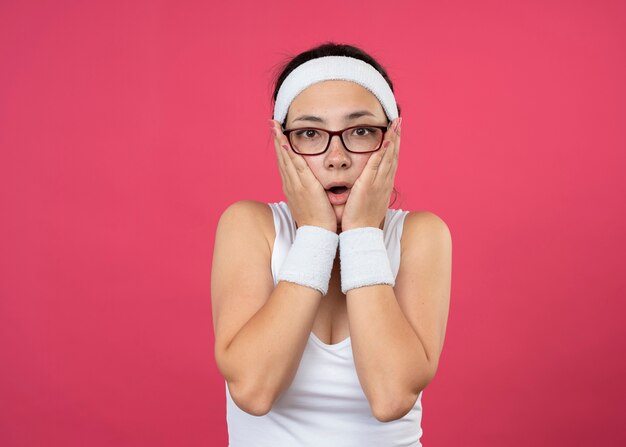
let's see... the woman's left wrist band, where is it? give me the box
[339,227,395,294]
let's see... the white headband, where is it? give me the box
[273,55,398,124]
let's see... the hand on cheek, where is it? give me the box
[341,117,401,231]
[270,119,338,233]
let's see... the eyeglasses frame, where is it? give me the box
[281,123,391,156]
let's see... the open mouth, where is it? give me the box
[327,185,349,194]
[325,185,351,205]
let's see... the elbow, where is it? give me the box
[371,392,419,423]
[371,372,435,423]
[369,362,439,422]
[370,366,437,422]
[216,347,275,416]
[227,380,275,417]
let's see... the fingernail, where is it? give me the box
[272,128,278,137]
[282,144,289,151]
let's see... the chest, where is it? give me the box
[311,260,350,345]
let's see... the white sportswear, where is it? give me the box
[225,201,424,446]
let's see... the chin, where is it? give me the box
[333,205,344,228]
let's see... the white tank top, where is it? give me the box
[225,201,424,446]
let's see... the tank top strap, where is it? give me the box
[267,202,296,287]
[268,201,410,284]
[383,207,410,279]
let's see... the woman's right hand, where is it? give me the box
[270,119,337,233]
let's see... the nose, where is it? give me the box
[324,134,351,169]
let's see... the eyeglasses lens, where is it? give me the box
[290,127,383,154]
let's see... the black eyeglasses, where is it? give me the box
[281,124,390,156]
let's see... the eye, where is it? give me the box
[294,129,321,139]
[352,127,376,136]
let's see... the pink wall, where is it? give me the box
[1,0,625,445]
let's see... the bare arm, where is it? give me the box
[347,211,452,422]
[211,200,325,416]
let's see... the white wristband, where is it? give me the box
[339,227,395,294]
[277,225,339,296]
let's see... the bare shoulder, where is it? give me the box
[401,210,452,253]
[216,199,276,252]
[218,199,275,229]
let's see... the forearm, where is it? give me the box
[221,280,322,412]
[347,284,432,420]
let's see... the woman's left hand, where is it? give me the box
[341,117,402,231]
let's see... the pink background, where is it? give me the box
[1,0,625,445]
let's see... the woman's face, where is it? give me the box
[284,80,389,226]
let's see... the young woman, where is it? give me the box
[211,42,452,446]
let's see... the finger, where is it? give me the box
[375,118,400,181]
[273,124,305,189]
[394,116,402,137]
[386,118,401,176]
[272,120,324,191]
[274,140,290,188]
[393,116,401,157]
[270,122,288,173]
[274,126,322,185]
[387,145,399,179]
[270,120,289,164]
[275,145,292,194]
[380,117,402,175]
[271,121,294,190]
[357,138,389,187]
[285,144,323,190]
[377,140,394,182]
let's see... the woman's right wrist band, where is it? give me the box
[277,225,339,296]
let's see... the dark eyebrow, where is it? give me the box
[292,110,377,123]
